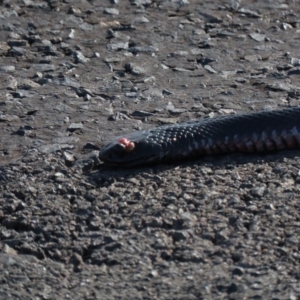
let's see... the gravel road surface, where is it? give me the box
[1,0,300,299]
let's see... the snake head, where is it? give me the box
[100,134,162,166]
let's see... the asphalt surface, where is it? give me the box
[1,0,300,299]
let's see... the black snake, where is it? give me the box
[100,107,300,166]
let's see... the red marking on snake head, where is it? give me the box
[118,138,135,152]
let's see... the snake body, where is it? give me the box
[100,107,300,166]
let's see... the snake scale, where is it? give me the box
[100,107,300,166]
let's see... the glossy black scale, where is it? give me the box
[100,107,300,166]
